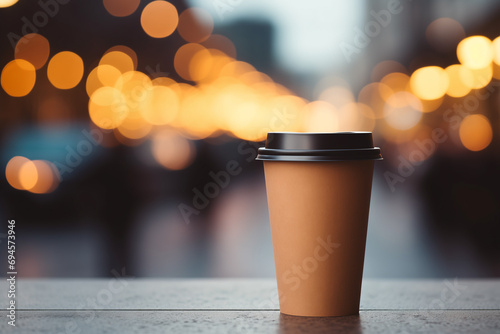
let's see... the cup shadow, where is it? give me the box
[278,313,363,334]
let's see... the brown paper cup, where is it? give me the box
[257,132,381,317]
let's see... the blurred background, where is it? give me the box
[0,0,499,278]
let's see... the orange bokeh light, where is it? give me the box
[174,43,206,81]
[15,33,50,70]
[141,1,178,38]
[151,129,195,170]
[410,66,449,100]
[6,156,30,190]
[47,51,84,89]
[459,114,492,151]
[178,7,214,43]
[103,0,140,17]
[99,51,135,74]
[1,59,36,97]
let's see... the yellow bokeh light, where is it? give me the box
[15,33,50,70]
[493,36,500,66]
[459,114,492,151]
[410,66,449,100]
[189,48,214,82]
[380,72,410,92]
[86,67,103,97]
[384,92,422,130]
[0,0,18,8]
[19,160,38,191]
[99,51,134,74]
[445,64,472,98]
[105,45,138,70]
[114,71,152,118]
[142,85,179,125]
[151,129,195,170]
[6,156,30,190]
[318,86,354,109]
[305,101,338,132]
[89,87,128,129]
[466,65,493,89]
[117,117,152,140]
[338,102,375,132]
[141,1,178,38]
[1,59,36,97]
[47,51,84,89]
[103,0,140,17]
[178,7,214,43]
[457,36,493,69]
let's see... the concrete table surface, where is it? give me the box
[0,279,498,333]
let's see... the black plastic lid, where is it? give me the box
[256,132,382,162]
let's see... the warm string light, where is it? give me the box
[1,6,499,192]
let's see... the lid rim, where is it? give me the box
[257,131,382,161]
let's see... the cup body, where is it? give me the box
[263,159,374,317]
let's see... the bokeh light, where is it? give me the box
[142,85,179,125]
[337,102,375,131]
[15,33,50,69]
[104,45,138,70]
[305,101,338,132]
[174,43,206,81]
[466,65,493,89]
[99,50,135,74]
[0,0,18,8]
[371,60,407,82]
[6,156,31,190]
[410,66,449,100]
[318,86,354,109]
[493,36,500,66]
[19,160,38,190]
[1,59,36,97]
[151,129,195,170]
[426,18,465,52]
[384,91,422,130]
[97,64,121,87]
[117,117,152,140]
[459,114,493,151]
[445,64,472,98]
[29,160,59,194]
[89,87,127,129]
[141,1,178,38]
[178,7,214,43]
[114,70,153,118]
[457,36,493,69]
[202,34,237,59]
[358,82,393,119]
[47,51,84,89]
[103,0,140,17]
